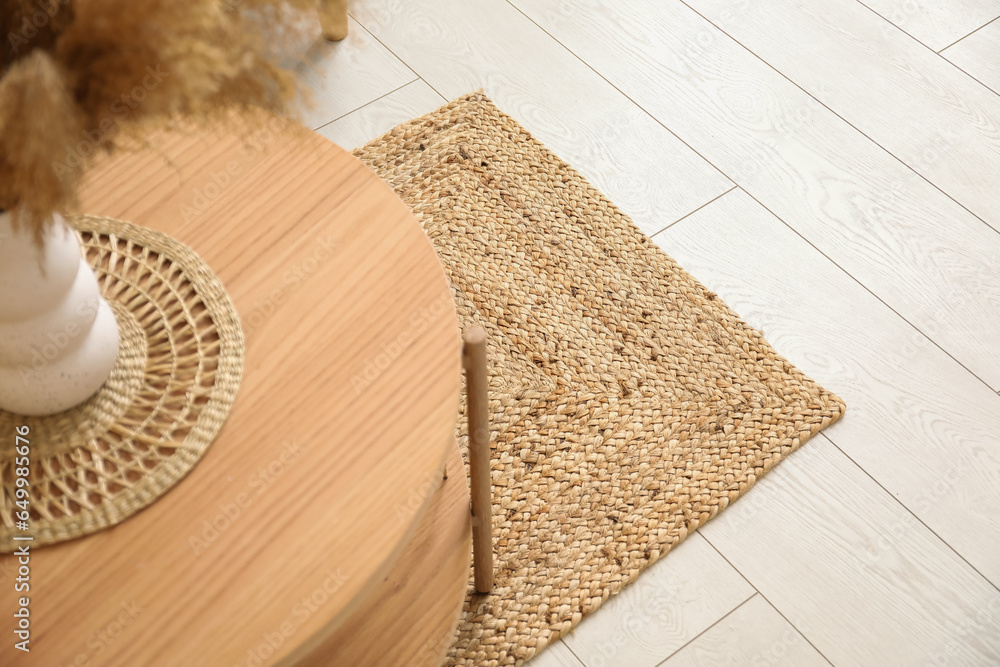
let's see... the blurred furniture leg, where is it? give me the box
[318,0,348,41]
[464,327,494,593]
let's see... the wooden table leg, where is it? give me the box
[464,327,494,593]
[318,0,348,41]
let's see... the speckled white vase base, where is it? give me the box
[0,213,120,416]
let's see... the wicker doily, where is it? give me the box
[0,215,244,552]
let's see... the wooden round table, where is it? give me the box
[0,113,470,666]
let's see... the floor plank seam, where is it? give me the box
[650,185,738,237]
[349,12,451,104]
[667,185,999,397]
[851,1,1000,99]
[562,639,587,667]
[937,13,1000,53]
[311,78,420,132]
[501,0,736,191]
[942,62,1000,98]
[653,593,760,666]
[820,433,1000,595]
[852,0,935,50]
[674,0,1000,240]
[698,535,837,666]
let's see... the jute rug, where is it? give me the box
[354,92,845,666]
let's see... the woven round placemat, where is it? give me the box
[354,92,846,666]
[0,215,243,552]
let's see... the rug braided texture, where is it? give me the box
[354,92,845,666]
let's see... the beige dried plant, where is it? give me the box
[0,0,317,243]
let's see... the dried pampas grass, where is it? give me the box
[0,0,318,241]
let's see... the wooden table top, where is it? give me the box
[0,112,462,666]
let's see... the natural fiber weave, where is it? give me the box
[356,93,845,666]
[0,216,243,552]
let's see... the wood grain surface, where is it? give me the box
[660,187,1000,585]
[303,440,470,667]
[685,0,1000,233]
[0,112,465,666]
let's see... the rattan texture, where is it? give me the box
[355,92,846,666]
[0,215,244,552]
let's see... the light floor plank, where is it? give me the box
[514,0,1000,392]
[698,435,1000,665]
[316,79,447,149]
[855,0,998,51]
[349,0,733,238]
[656,187,1000,589]
[292,16,415,130]
[684,0,1000,233]
[525,640,587,667]
[661,595,829,667]
[560,534,754,667]
[943,17,1000,94]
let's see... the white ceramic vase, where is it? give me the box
[0,211,120,416]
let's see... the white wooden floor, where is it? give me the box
[296,1,1000,664]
